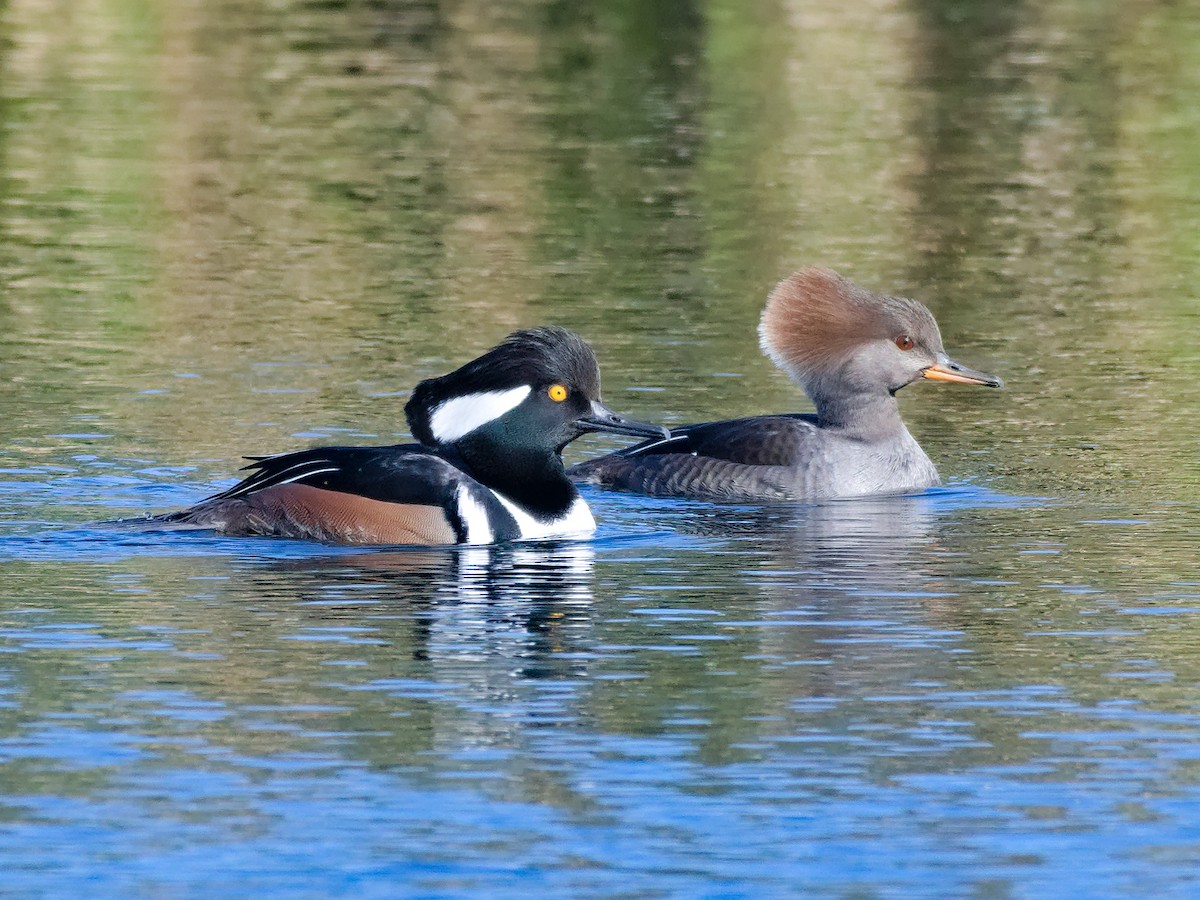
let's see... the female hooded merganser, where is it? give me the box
[156,327,666,545]
[571,267,1002,502]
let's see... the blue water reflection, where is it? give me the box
[4,481,1200,893]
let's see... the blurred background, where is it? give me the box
[3,0,1198,501]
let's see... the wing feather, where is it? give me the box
[569,414,821,502]
[158,443,522,544]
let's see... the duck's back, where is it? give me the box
[570,414,821,502]
[570,413,940,503]
[155,444,509,544]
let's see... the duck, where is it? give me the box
[155,327,667,544]
[570,267,1002,502]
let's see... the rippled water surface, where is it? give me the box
[4,0,1200,895]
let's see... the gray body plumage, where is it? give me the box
[571,412,939,503]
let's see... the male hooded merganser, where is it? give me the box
[570,267,1002,502]
[156,327,666,545]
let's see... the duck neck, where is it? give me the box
[449,439,579,520]
[809,383,909,440]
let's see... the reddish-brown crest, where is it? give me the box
[758,267,937,382]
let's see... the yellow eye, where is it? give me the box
[548,384,568,402]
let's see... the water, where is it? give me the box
[4,0,1200,894]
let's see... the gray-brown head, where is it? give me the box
[758,267,1002,403]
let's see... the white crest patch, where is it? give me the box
[429,385,532,444]
[491,491,596,541]
[455,485,495,545]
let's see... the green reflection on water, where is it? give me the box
[2,0,1196,501]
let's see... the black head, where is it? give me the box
[405,327,665,454]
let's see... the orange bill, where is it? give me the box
[922,356,1003,388]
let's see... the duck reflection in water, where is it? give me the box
[251,540,597,680]
[623,490,947,583]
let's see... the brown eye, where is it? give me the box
[547,384,568,402]
[895,335,915,351]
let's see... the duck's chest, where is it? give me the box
[492,492,596,541]
[454,485,596,544]
[812,430,940,499]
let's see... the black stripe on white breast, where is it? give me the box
[447,479,522,544]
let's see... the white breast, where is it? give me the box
[491,492,596,541]
[454,485,495,544]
